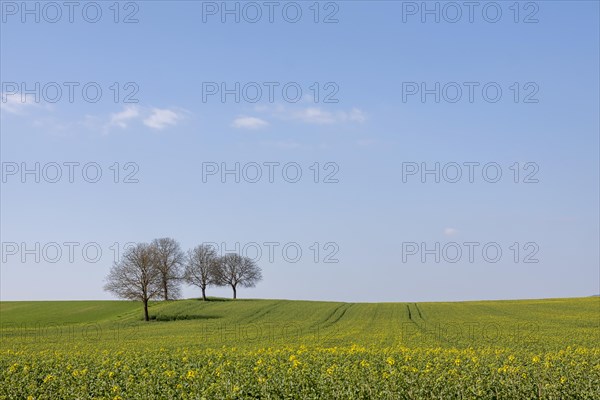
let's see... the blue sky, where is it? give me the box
[1,1,598,302]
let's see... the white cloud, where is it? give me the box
[346,108,367,123]
[143,108,182,130]
[444,228,459,236]
[231,116,269,130]
[107,106,140,129]
[2,100,186,135]
[294,107,336,124]
[254,105,367,125]
[292,107,368,125]
[1,92,40,115]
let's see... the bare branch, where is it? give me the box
[184,244,219,300]
[103,243,161,321]
[213,254,262,299]
[150,237,184,301]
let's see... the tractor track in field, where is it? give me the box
[414,303,424,320]
[241,301,285,324]
[329,303,353,325]
[316,303,353,340]
[321,303,347,326]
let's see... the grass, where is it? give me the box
[1,297,598,349]
[1,297,599,399]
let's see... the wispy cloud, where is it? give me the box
[143,108,183,130]
[231,116,269,130]
[293,107,366,125]
[253,105,367,126]
[1,94,186,135]
[444,228,459,236]
[1,92,42,115]
[107,106,140,130]
[100,106,185,134]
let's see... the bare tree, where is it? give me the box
[104,243,161,321]
[214,253,262,299]
[184,244,219,301]
[150,237,184,301]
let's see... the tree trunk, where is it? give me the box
[202,287,206,301]
[232,285,237,300]
[163,280,169,301]
[143,300,149,321]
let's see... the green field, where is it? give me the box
[1,297,599,399]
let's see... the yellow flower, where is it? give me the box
[386,357,395,366]
[164,370,176,378]
[560,376,567,384]
[186,370,197,379]
[532,356,540,364]
[43,374,54,384]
